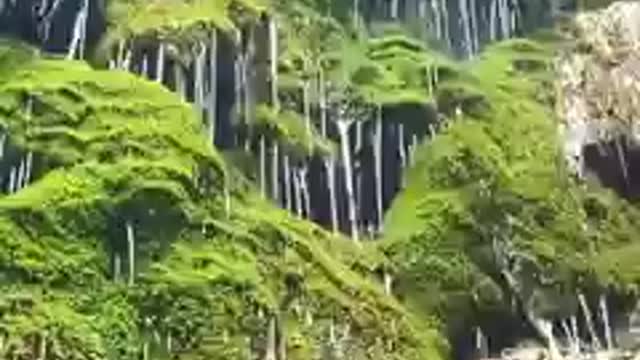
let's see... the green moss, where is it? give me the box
[277,7,451,111]
[322,34,437,107]
[383,34,640,331]
[0,41,445,360]
[0,286,140,360]
[107,0,268,40]
[254,104,335,157]
[0,49,224,176]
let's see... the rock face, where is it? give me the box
[557,1,640,198]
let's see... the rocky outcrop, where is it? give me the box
[557,1,640,198]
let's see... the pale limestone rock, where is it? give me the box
[557,1,640,176]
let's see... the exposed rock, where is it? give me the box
[556,1,640,196]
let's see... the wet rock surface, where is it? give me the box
[557,1,640,199]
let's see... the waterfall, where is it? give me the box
[441,0,451,49]
[24,152,33,185]
[155,43,166,83]
[284,155,293,211]
[337,119,359,242]
[126,220,135,286]
[260,136,267,197]
[194,43,207,110]
[578,293,603,351]
[489,0,497,41]
[0,0,563,246]
[470,0,479,54]
[207,30,218,146]
[374,106,384,232]
[16,157,24,191]
[269,18,279,111]
[293,166,303,218]
[419,0,427,19]
[67,0,89,60]
[391,0,399,19]
[300,166,311,218]
[140,54,149,77]
[459,0,473,58]
[271,143,280,202]
[326,158,339,233]
[431,0,442,41]
[8,167,15,194]
[0,0,547,244]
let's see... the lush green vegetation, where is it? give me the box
[383,34,640,336]
[0,39,445,359]
[107,0,268,37]
[1,0,639,359]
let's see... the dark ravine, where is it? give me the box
[1,1,639,360]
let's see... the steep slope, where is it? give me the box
[384,31,640,358]
[2,1,640,360]
[557,1,640,200]
[555,1,640,289]
[0,42,444,360]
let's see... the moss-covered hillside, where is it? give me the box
[0,41,444,360]
[383,32,640,354]
[2,0,640,359]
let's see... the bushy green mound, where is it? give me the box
[0,41,445,360]
[383,36,640,334]
[107,0,268,39]
[254,104,335,157]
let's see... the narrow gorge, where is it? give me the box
[0,1,639,360]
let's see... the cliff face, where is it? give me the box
[0,2,449,360]
[0,40,445,360]
[1,1,640,360]
[557,1,640,200]
[0,0,106,54]
[385,2,640,360]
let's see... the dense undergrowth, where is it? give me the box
[383,32,640,344]
[1,0,640,359]
[0,39,444,359]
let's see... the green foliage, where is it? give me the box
[254,104,334,157]
[383,34,640,332]
[319,34,437,107]
[0,48,224,174]
[0,41,445,360]
[0,285,142,360]
[107,0,268,39]
[276,1,455,111]
[578,0,617,10]
[0,288,105,360]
